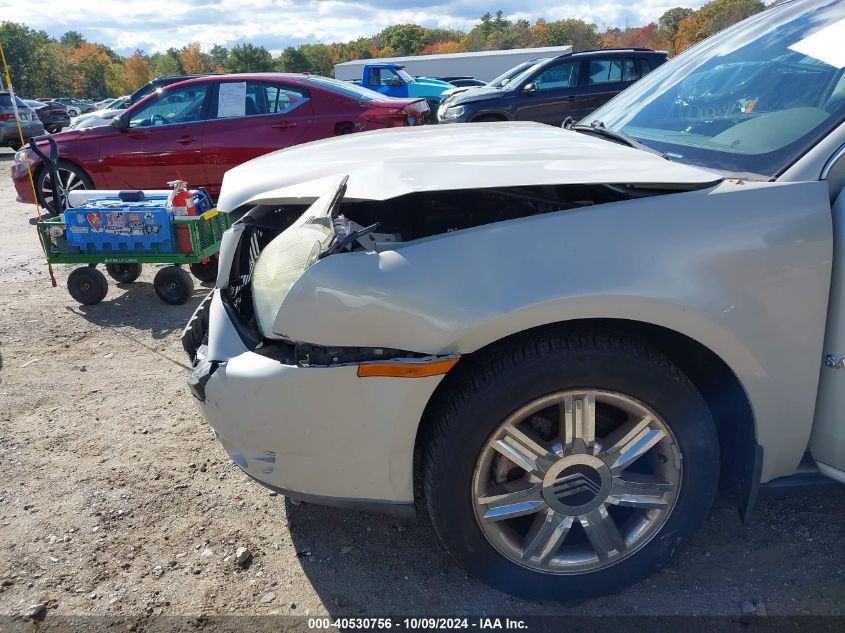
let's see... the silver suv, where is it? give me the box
[1,93,45,150]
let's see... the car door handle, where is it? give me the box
[176,135,199,145]
[272,121,297,129]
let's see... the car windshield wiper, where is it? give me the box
[569,119,667,159]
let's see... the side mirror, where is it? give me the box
[523,83,537,95]
[111,114,129,131]
[389,78,403,88]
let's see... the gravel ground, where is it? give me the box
[0,147,844,624]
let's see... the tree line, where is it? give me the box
[0,0,765,99]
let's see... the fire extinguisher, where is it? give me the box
[168,179,197,253]
[167,179,196,216]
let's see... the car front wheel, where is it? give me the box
[423,329,719,601]
[36,161,93,214]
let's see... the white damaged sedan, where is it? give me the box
[184,0,845,600]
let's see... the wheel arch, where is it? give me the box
[414,318,758,512]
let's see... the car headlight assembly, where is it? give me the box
[251,221,334,339]
[440,105,465,120]
[14,149,27,165]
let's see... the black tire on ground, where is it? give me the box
[46,126,59,134]
[188,256,218,283]
[9,141,21,151]
[337,125,353,135]
[105,263,142,283]
[423,328,719,601]
[181,290,214,363]
[35,160,94,214]
[67,266,109,305]
[153,266,194,305]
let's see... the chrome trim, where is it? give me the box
[821,142,845,181]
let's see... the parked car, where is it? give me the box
[69,96,131,130]
[12,73,430,212]
[23,99,70,134]
[49,98,96,115]
[438,76,487,88]
[358,63,453,111]
[184,0,845,602]
[438,48,667,126]
[1,93,44,149]
[440,59,550,100]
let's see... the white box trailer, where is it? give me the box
[333,45,573,82]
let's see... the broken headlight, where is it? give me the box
[251,221,333,340]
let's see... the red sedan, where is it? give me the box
[12,73,430,212]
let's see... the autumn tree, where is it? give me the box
[70,43,113,96]
[180,42,208,74]
[545,19,599,50]
[676,0,765,52]
[124,51,152,90]
[658,7,695,54]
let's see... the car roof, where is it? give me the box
[162,73,316,89]
[549,48,667,62]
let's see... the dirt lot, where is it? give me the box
[0,146,844,623]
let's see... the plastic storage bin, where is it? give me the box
[64,198,174,254]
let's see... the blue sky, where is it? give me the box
[1,0,707,55]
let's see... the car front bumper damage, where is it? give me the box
[188,289,448,517]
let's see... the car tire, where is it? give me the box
[105,263,142,284]
[188,255,218,283]
[67,266,109,305]
[153,266,194,305]
[423,328,719,601]
[36,160,93,214]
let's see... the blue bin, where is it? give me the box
[65,198,174,254]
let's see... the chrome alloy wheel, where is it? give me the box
[40,167,88,212]
[472,391,682,574]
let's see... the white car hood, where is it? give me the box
[217,122,722,213]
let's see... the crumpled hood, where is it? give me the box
[217,122,722,213]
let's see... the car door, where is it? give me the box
[367,67,406,98]
[514,60,582,126]
[99,83,211,190]
[201,80,314,194]
[576,57,637,117]
[810,146,845,478]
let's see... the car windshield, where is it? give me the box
[306,76,381,101]
[581,0,845,179]
[396,69,416,83]
[489,58,548,88]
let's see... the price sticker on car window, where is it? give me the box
[218,82,247,118]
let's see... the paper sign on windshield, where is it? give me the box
[788,18,845,69]
[218,82,246,118]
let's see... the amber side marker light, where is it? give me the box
[357,357,459,378]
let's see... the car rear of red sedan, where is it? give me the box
[12,73,430,211]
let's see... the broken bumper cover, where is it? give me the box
[189,290,446,516]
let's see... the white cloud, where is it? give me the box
[0,0,707,54]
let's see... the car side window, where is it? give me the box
[622,59,640,82]
[532,62,580,92]
[128,85,209,128]
[588,59,625,85]
[639,58,656,76]
[264,84,308,114]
